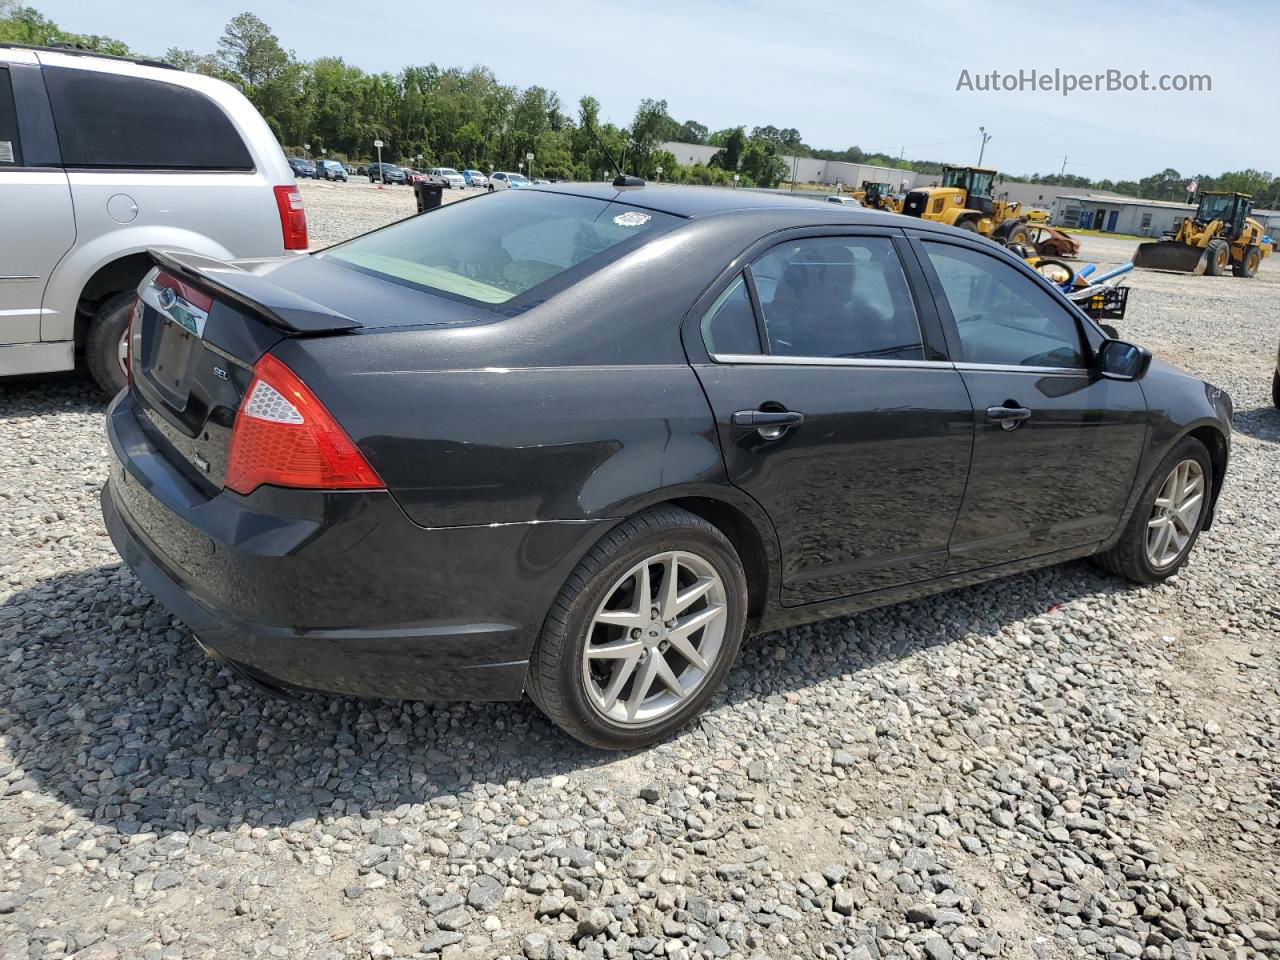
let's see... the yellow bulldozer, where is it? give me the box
[1132,191,1271,277]
[901,165,1032,244]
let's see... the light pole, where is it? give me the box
[374,138,384,187]
[978,126,992,166]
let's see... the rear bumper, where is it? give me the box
[102,392,608,701]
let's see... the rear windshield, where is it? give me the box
[323,190,680,306]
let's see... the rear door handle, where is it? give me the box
[985,405,1032,430]
[731,409,804,440]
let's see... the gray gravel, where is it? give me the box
[1,194,1277,960]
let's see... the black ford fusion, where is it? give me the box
[103,182,1232,749]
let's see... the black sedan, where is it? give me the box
[286,156,316,179]
[103,183,1232,749]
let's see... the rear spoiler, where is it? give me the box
[148,249,362,334]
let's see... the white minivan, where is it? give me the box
[0,44,307,394]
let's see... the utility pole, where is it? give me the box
[978,126,992,166]
[1060,156,1068,179]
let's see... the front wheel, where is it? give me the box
[526,507,747,749]
[956,219,979,232]
[1205,238,1230,276]
[85,290,135,396]
[1094,436,1213,583]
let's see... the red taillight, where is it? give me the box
[225,353,382,494]
[273,185,309,250]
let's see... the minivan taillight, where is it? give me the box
[225,353,382,494]
[273,185,309,250]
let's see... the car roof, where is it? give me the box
[525,182,898,222]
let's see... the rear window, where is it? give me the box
[43,66,253,170]
[323,191,680,305]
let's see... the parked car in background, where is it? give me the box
[355,164,368,176]
[429,167,467,189]
[343,162,356,176]
[0,43,307,395]
[287,156,317,179]
[489,171,531,191]
[367,162,406,184]
[463,169,488,188]
[317,159,347,182]
[102,183,1231,749]
[825,195,861,206]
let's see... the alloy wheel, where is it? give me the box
[1145,459,1204,568]
[582,550,727,726]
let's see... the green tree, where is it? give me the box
[739,138,787,188]
[217,12,290,87]
[710,127,746,171]
[676,120,708,144]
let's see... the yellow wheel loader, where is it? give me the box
[901,165,1032,244]
[860,181,902,213]
[1132,191,1272,277]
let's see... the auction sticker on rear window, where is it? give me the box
[0,141,14,163]
[613,211,651,227]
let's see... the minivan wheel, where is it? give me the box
[1094,436,1212,583]
[85,290,135,397]
[527,506,747,749]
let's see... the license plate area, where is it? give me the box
[145,314,200,411]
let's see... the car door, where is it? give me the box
[0,56,74,351]
[686,229,974,605]
[910,234,1148,570]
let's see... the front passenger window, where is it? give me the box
[924,242,1085,369]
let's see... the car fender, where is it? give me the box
[43,227,240,342]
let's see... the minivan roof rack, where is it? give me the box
[0,41,178,71]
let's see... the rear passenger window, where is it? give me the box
[701,274,761,356]
[0,67,22,166]
[750,236,924,360]
[923,242,1085,369]
[43,66,252,170]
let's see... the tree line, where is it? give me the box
[2,2,1275,204]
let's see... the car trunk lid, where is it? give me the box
[129,250,365,494]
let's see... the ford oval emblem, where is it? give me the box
[157,286,178,310]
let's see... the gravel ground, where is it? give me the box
[1,189,1277,960]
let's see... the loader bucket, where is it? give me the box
[1132,241,1209,274]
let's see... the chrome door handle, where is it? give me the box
[986,405,1031,431]
[731,409,804,440]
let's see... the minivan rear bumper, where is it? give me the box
[103,392,604,701]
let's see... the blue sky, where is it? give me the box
[37,0,1275,181]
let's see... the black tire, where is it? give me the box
[1204,238,1230,276]
[1272,368,1280,409]
[526,506,748,749]
[956,219,979,232]
[1100,323,1120,339]
[487,184,494,193]
[1093,436,1213,584]
[85,290,135,397]
[1006,224,1032,246]
[1234,245,1260,278]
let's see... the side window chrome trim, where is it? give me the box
[708,353,957,370]
[953,361,1091,375]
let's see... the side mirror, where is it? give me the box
[1097,339,1151,381]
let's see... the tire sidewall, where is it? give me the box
[1129,438,1213,580]
[85,291,134,397]
[548,521,747,749]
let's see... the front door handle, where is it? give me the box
[985,404,1032,430]
[731,409,804,440]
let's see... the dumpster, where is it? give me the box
[414,180,445,213]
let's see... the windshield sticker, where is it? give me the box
[0,141,13,163]
[613,211,651,227]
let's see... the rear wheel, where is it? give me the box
[527,507,747,749]
[1094,436,1212,583]
[956,219,979,233]
[85,290,135,397]
[1205,238,1230,276]
[1234,245,1261,278]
